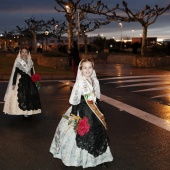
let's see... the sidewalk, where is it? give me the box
[1,63,170,81]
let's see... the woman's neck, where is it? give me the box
[22,57,27,62]
[85,77,92,84]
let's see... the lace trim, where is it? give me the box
[69,78,100,105]
[17,74,41,111]
[16,58,33,74]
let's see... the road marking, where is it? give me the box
[151,94,170,98]
[99,75,170,81]
[60,80,170,132]
[1,79,170,131]
[104,77,170,84]
[101,94,170,132]
[100,76,170,99]
[133,86,170,92]
[118,81,170,88]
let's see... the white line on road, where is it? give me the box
[151,94,170,99]
[133,86,170,92]
[1,79,170,131]
[99,75,170,81]
[60,80,170,132]
[104,77,170,84]
[101,94,170,132]
[118,81,170,88]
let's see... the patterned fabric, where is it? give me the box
[69,60,100,105]
[3,52,41,115]
[49,107,113,168]
[16,68,41,111]
[16,58,33,74]
[3,75,41,115]
[50,59,113,168]
[75,96,108,157]
[4,52,33,101]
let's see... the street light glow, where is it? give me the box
[55,24,58,30]
[45,30,49,35]
[119,23,123,50]
[132,30,134,38]
[119,23,122,27]
[65,5,71,13]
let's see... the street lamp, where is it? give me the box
[132,30,134,38]
[45,30,49,51]
[119,23,123,50]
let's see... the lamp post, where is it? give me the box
[45,30,49,51]
[66,5,72,50]
[119,23,123,50]
[0,33,3,49]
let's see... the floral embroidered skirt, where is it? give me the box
[3,75,41,115]
[49,106,113,168]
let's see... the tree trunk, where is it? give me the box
[67,17,73,50]
[141,26,147,56]
[82,31,88,53]
[33,32,37,54]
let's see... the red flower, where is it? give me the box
[76,117,90,136]
[31,74,41,83]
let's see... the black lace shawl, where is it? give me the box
[72,96,108,157]
[13,67,41,111]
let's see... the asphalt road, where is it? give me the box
[0,64,170,170]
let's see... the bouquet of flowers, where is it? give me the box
[31,74,41,90]
[63,114,90,136]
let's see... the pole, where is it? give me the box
[119,23,123,50]
[46,36,47,51]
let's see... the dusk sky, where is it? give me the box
[0,0,169,41]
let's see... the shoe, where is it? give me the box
[23,115,32,120]
[100,163,108,168]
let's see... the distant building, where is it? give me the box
[132,37,157,46]
[163,39,170,45]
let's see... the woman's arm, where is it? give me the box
[12,67,19,85]
[12,67,18,90]
[31,68,34,75]
[71,105,78,116]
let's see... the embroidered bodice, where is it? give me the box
[69,77,100,105]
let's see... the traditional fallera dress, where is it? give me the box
[50,61,113,168]
[3,52,41,116]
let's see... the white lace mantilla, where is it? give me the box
[16,58,33,74]
[69,77,100,105]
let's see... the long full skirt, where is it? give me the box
[49,105,113,168]
[3,75,41,115]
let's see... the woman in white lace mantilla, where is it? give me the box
[50,59,113,168]
[3,48,41,116]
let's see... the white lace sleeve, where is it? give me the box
[69,81,82,105]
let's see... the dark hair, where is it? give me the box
[20,47,29,52]
[80,59,94,70]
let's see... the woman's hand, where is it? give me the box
[12,85,16,90]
